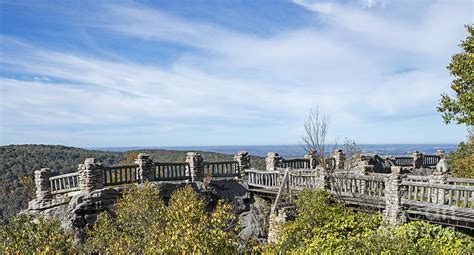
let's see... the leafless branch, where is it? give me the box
[300,107,330,170]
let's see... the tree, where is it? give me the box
[437,25,474,126]
[449,131,474,178]
[270,189,474,254]
[300,108,330,169]
[84,183,239,254]
[0,215,75,253]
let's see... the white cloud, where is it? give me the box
[1,0,471,145]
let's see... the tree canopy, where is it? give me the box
[438,25,474,126]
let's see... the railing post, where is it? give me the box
[265,152,282,170]
[436,150,446,158]
[412,151,423,169]
[384,167,406,225]
[78,158,104,193]
[356,155,373,174]
[435,152,449,175]
[135,153,154,182]
[304,150,318,169]
[333,149,346,170]
[429,173,447,204]
[185,152,204,182]
[234,151,250,177]
[34,168,52,201]
[317,167,330,190]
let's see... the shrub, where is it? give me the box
[0,214,75,254]
[349,221,474,254]
[449,133,474,178]
[273,189,474,254]
[274,189,382,254]
[84,183,239,254]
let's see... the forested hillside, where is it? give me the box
[0,145,264,217]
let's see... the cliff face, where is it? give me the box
[25,180,270,242]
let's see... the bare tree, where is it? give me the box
[300,107,330,170]
[342,138,362,169]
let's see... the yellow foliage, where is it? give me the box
[450,134,474,178]
[84,183,239,254]
[0,215,75,254]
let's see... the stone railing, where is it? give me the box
[203,161,240,178]
[50,172,80,195]
[281,159,311,169]
[154,162,190,181]
[33,151,251,199]
[103,164,140,186]
[246,167,474,229]
[391,152,442,168]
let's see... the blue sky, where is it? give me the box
[0,0,472,147]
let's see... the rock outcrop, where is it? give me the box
[25,179,270,242]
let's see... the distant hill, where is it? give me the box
[0,144,265,217]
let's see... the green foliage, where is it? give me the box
[348,221,474,254]
[438,25,474,126]
[0,145,122,216]
[0,214,75,254]
[0,144,265,216]
[271,189,474,254]
[273,189,382,253]
[84,183,240,254]
[449,132,474,178]
[18,175,36,200]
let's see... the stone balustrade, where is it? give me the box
[30,149,472,229]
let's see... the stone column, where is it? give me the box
[234,151,250,177]
[429,173,448,204]
[384,168,406,225]
[78,158,104,193]
[316,166,330,190]
[185,152,204,182]
[135,153,154,182]
[436,150,446,158]
[34,168,52,201]
[333,149,346,170]
[355,155,373,174]
[412,151,424,169]
[268,210,287,244]
[304,150,319,169]
[265,152,282,171]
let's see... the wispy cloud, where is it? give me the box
[0,0,471,146]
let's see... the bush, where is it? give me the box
[272,189,474,254]
[273,189,382,254]
[84,183,239,254]
[349,221,474,254]
[449,133,474,178]
[0,215,75,254]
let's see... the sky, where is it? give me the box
[0,0,472,147]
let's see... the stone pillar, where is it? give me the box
[265,152,282,171]
[356,155,373,174]
[412,151,424,169]
[333,149,346,170]
[384,169,406,225]
[304,150,319,169]
[78,158,104,193]
[316,166,330,190]
[185,152,204,182]
[436,150,446,158]
[435,158,449,174]
[429,173,448,204]
[135,153,154,182]
[268,210,287,244]
[34,168,52,201]
[234,151,250,177]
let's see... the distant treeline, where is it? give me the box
[0,144,265,217]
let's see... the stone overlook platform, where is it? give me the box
[28,150,474,238]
